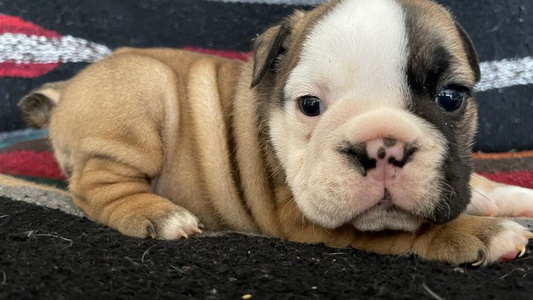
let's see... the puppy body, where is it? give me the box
[20,0,533,264]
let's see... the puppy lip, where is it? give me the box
[350,205,424,232]
[356,199,413,219]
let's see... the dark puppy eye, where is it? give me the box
[298,95,324,117]
[435,85,467,112]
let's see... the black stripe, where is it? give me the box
[435,0,533,62]
[476,85,533,152]
[0,0,309,51]
[1,0,531,61]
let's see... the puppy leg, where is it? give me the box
[350,215,532,265]
[50,52,202,239]
[70,158,202,240]
[467,173,533,217]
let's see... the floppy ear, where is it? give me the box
[454,21,481,83]
[18,81,66,128]
[251,23,291,88]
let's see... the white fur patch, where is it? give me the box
[158,210,202,240]
[481,220,530,266]
[286,0,409,110]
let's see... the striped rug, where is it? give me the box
[3,2,533,299]
[0,0,532,151]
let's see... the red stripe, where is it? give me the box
[479,171,533,189]
[1,149,533,191]
[0,15,60,38]
[0,62,60,78]
[0,151,65,180]
[0,15,62,78]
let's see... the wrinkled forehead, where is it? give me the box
[285,0,475,102]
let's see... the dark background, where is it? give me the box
[0,0,532,152]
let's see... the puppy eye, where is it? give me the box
[435,85,466,112]
[298,95,324,117]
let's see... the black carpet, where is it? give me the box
[1,196,533,299]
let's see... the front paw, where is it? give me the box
[415,216,533,265]
[149,208,204,240]
[473,219,532,266]
[117,206,203,240]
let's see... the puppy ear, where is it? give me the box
[251,23,290,88]
[17,81,66,128]
[251,11,305,88]
[454,21,481,83]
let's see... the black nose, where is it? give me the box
[338,140,417,175]
[338,142,376,175]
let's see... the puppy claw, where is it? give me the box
[485,220,530,265]
[178,230,189,240]
[471,250,486,267]
[156,209,202,240]
[518,245,527,258]
[471,259,484,267]
[192,227,204,234]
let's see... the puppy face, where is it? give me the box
[252,0,480,232]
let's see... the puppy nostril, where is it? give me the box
[356,154,376,172]
[377,147,386,159]
[338,142,377,175]
[390,158,405,168]
[389,146,418,168]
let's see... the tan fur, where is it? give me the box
[18,0,533,265]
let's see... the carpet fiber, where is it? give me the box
[2,197,533,300]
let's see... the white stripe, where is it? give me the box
[0,33,112,64]
[206,0,327,5]
[477,57,533,92]
[0,32,532,92]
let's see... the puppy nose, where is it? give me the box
[339,138,417,180]
[365,138,416,181]
[366,138,405,167]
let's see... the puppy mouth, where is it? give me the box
[376,189,393,206]
[351,189,425,232]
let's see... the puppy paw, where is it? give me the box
[151,209,204,240]
[473,220,532,266]
[115,205,204,240]
[413,216,533,265]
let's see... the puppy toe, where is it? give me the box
[155,209,203,240]
[479,220,531,266]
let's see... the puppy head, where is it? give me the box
[251,0,480,232]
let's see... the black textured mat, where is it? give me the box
[1,196,533,299]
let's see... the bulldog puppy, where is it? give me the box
[19,0,533,266]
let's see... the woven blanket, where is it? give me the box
[2,0,533,299]
[1,0,533,151]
